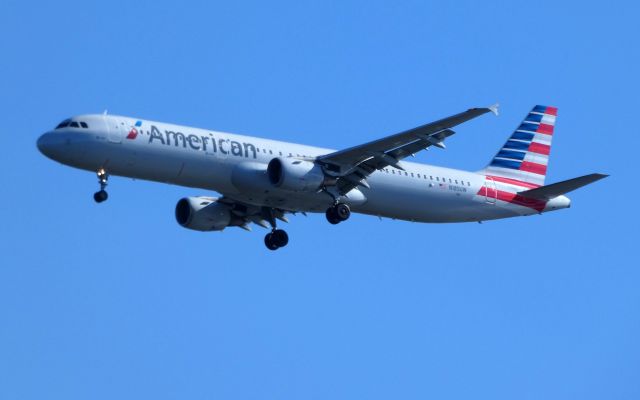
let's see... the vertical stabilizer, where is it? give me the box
[483,105,557,186]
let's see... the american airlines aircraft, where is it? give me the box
[37,104,606,250]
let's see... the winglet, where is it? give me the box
[488,103,499,116]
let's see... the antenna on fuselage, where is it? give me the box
[103,109,108,115]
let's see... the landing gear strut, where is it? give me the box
[325,203,350,224]
[93,168,109,203]
[262,207,289,250]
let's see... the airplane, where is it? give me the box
[37,104,607,250]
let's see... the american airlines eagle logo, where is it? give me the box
[126,121,143,140]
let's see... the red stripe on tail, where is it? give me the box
[520,161,547,175]
[536,123,554,135]
[528,142,551,155]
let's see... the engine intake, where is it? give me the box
[267,157,326,192]
[175,197,232,231]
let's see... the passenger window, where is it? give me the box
[269,150,273,155]
[279,151,283,156]
[392,170,396,174]
[80,122,88,128]
[455,180,458,184]
[436,177,440,181]
[449,178,452,183]
[468,182,471,186]
[430,176,433,180]
[417,174,421,178]
[411,173,414,177]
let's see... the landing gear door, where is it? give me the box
[485,176,497,204]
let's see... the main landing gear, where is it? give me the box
[264,229,289,251]
[93,168,109,203]
[262,207,289,250]
[325,203,351,225]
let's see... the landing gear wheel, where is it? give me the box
[264,233,279,250]
[264,229,288,250]
[325,207,340,225]
[272,229,289,247]
[326,203,350,224]
[93,190,108,203]
[334,203,351,221]
[261,208,289,250]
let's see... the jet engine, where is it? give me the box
[175,197,233,231]
[267,157,326,192]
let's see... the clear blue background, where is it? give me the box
[1,1,638,399]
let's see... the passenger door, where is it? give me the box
[485,176,497,204]
[107,119,125,143]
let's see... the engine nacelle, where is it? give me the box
[231,162,272,193]
[267,157,326,192]
[175,197,231,231]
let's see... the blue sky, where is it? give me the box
[1,1,638,399]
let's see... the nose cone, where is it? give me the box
[37,131,66,160]
[37,133,49,153]
[37,132,53,157]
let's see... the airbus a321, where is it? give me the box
[37,104,607,250]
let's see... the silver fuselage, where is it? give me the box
[37,114,570,223]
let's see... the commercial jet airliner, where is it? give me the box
[37,104,606,250]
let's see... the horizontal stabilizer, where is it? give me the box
[518,173,608,200]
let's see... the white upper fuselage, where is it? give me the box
[36,114,570,223]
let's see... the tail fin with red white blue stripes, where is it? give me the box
[483,105,557,186]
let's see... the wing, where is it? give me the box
[317,104,499,194]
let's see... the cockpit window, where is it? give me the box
[55,119,90,129]
[55,119,71,129]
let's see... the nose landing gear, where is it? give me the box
[325,203,350,224]
[93,168,109,203]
